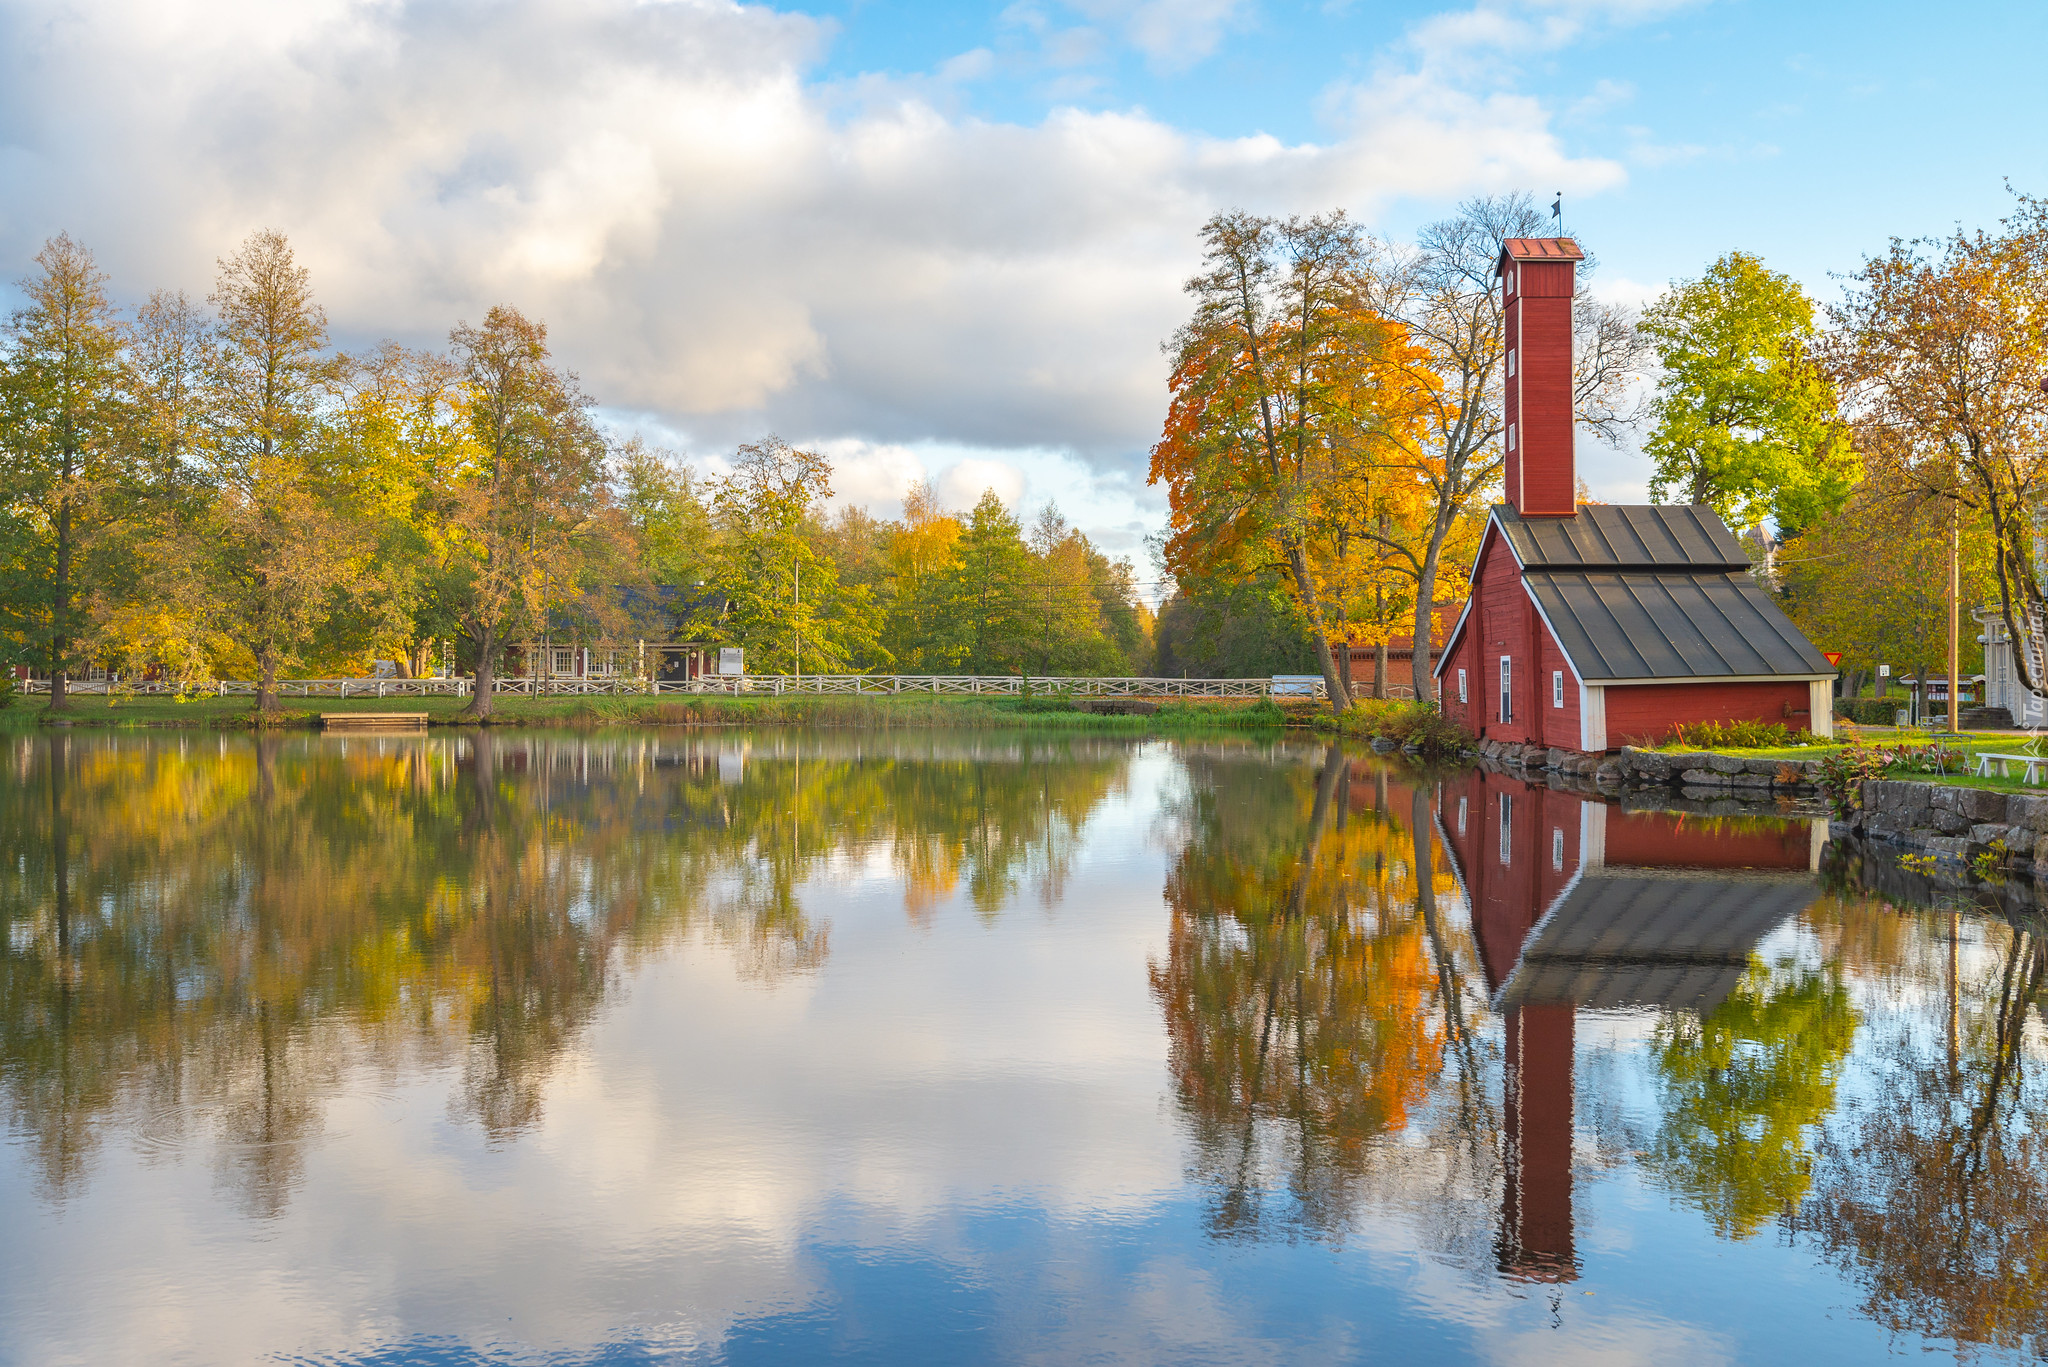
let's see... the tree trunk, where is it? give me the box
[257,649,278,715]
[49,492,74,713]
[1410,530,1446,703]
[468,622,497,719]
[1339,641,1354,698]
[395,648,415,681]
[1374,639,1389,700]
[1286,542,1350,712]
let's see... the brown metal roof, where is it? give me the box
[1497,504,1751,571]
[1525,568,1835,680]
[1500,237,1584,262]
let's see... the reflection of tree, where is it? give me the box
[1644,956,1857,1238]
[0,731,1125,1205]
[1150,745,1460,1242]
[1807,918,2048,1357]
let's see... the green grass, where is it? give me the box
[0,691,1293,733]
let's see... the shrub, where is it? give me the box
[0,671,15,709]
[1342,698,1473,756]
[1669,719,1819,750]
[1836,697,1906,725]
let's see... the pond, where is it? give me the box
[1,731,2044,1365]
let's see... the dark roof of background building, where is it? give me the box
[1497,870,1817,1013]
[1497,504,1751,572]
[1525,569,1834,680]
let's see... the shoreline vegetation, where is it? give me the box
[0,691,1483,749]
[1,692,1302,733]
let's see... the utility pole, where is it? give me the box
[1949,486,1961,734]
[794,554,802,684]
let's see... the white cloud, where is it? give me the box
[0,0,1640,550]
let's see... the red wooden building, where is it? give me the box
[1434,238,1836,751]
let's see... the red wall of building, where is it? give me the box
[1602,680,1814,747]
[1442,528,1583,749]
[1536,616,1580,751]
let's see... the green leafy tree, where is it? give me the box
[614,435,710,589]
[703,437,883,674]
[0,235,133,710]
[1643,251,1857,534]
[922,490,1034,674]
[1645,955,1858,1238]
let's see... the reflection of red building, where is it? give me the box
[1435,773,1822,1281]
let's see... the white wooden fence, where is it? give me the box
[19,673,1326,700]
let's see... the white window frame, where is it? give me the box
[1553,670,1564,708]
[1458,668,1468,704]
[1507,422,1516,452]
[552,648,574,676]
[1508,348,1516,377]
[1499,656,1513,724]
[1457,796,1468,836]
[1498,792,1512,867]
[1552,827,1565,872]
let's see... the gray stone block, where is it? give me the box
[1547,748,1571,770]
[1680,769,1728,787]
[1706,753,1747,774]
[2006,794,2048,833]
[1932,808,1974,836]
[1923,836,1972,862]
[1970,823,2021,849]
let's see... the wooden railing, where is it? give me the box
[20,673,1325,700]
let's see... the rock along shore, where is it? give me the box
[1468,737,1823,800]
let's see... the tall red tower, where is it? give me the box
[1499,238,1581,518]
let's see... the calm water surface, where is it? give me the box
[2,731,2044,1365]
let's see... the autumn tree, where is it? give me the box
[1830,191,2048,692]
[95,289,216,681]
[1358,193,1646,698]
[1642,251,1856,534]
[0,235,132,710]
[1152,210,1395,710]
[440,305,610,716]
[1781,466,1995,696]
[187,230,361,711]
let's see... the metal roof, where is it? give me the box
[1500,237,1585,262]
[1497,870,1817,1013]
[1497,504,1751,571]
[1526,569,1834,681]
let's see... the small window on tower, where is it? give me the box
[1458,796,1468,836]
[1552,828,1565,871]
[1507,423,1516,452]
[1508,349,1516,377]
[1553,671,1564,708]
[1498,792,1513,866]
[1458,668,1468,704]
[1499,657,1513,724]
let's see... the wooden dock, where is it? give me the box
[320,712,429,731]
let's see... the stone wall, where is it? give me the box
[1837,778,2048,872]
[1470,738,1821,799]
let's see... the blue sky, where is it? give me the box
[1,0,2042,559]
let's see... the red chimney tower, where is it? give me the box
[1499,238,1582,517]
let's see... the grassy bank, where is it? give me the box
[0,692,1295,733]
